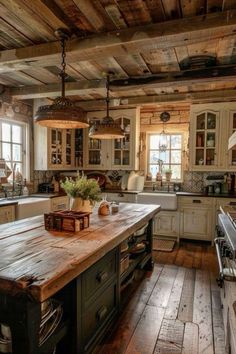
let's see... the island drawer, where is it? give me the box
[82,248,118,302]
[82,281,118,351]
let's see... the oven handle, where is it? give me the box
[214,238,224,287]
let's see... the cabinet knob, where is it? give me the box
[96,271,108,283]
[96,305,107,321]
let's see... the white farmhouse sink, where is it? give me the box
[16,197,51,220]
[137,192,177,210]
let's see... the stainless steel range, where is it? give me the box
[215,212,236,354]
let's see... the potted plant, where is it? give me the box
[60,173,101,212]
[164,168,172,182]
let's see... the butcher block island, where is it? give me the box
[0,203,160,354]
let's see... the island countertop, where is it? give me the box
[0,203,160,302]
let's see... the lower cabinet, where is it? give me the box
[0,205,15,224]
[153,211,179,240]
[178,197,214,241]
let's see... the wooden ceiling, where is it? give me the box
[1,0,236,110]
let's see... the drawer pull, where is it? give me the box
[96,305,107,321]
[96,271,108,283]
[193,200,201,203]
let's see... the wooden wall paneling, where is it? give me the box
[73,0,106,32]
[145,0,166,22]
[193,269,214,354]
[180,0,206,17]
[178,268,195,323]
[154,318,184,354]
[161,0,182,19]
[182,322,199,354]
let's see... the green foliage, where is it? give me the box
[60,174,101,201]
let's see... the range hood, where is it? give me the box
[228,131,236,150]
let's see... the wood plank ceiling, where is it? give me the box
[1,0,236,110]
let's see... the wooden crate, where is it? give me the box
[44,210,90,232]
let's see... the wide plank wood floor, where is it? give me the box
[96,240,225,354]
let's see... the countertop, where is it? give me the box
[0,203,160,302]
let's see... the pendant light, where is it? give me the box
[89,74,125,139]
[159,112,170,152]
[34,29,88,129]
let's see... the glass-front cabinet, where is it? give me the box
[190,107,220,171]
[85,108,140,170]
[48,128,75,169]
[228,111,236,169]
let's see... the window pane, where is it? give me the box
[12,125,22,143]
[15,163,22,174]
[150,135,160,149]
[171,150,181,163]
[149,165,158,178]
[2,123,11,142]
[13,144,21,161]
[149,151,160,163]
[171,165,181,179]
[171,135,181,149]
[2,143,11,160]
[159,150,170,163]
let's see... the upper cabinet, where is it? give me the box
[189,103,236,171]
[85,108,140,170]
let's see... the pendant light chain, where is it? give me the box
[106,74,110,119]
[59,36,66,99]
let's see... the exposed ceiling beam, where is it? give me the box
[10,65,236,99]
[77,89,236,111]
[1,10,236,71]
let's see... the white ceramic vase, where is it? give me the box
[69,198,93,213]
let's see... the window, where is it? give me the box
[0,120,28,177]
[147,133,182,180]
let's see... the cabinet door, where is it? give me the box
[227,111,236,170]
[190,109,220,170]
[84,136,109,170]
[112,117,131,170]
[153,211,179,238]
[48,129,75,169]
[180,207,212,240]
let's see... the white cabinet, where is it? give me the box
[178,196,214,241]
[34,125,76,170]
[0,205,15,224]
[85,108,140,170]
[189,102,236,171]
[153,211,179,240]
[51,196,69,211]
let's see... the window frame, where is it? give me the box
[0,119,29,179]
[147,132,183,181]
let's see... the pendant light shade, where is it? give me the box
[89,74,124,139]
[159,112,170,152]
[34,29,88,129]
